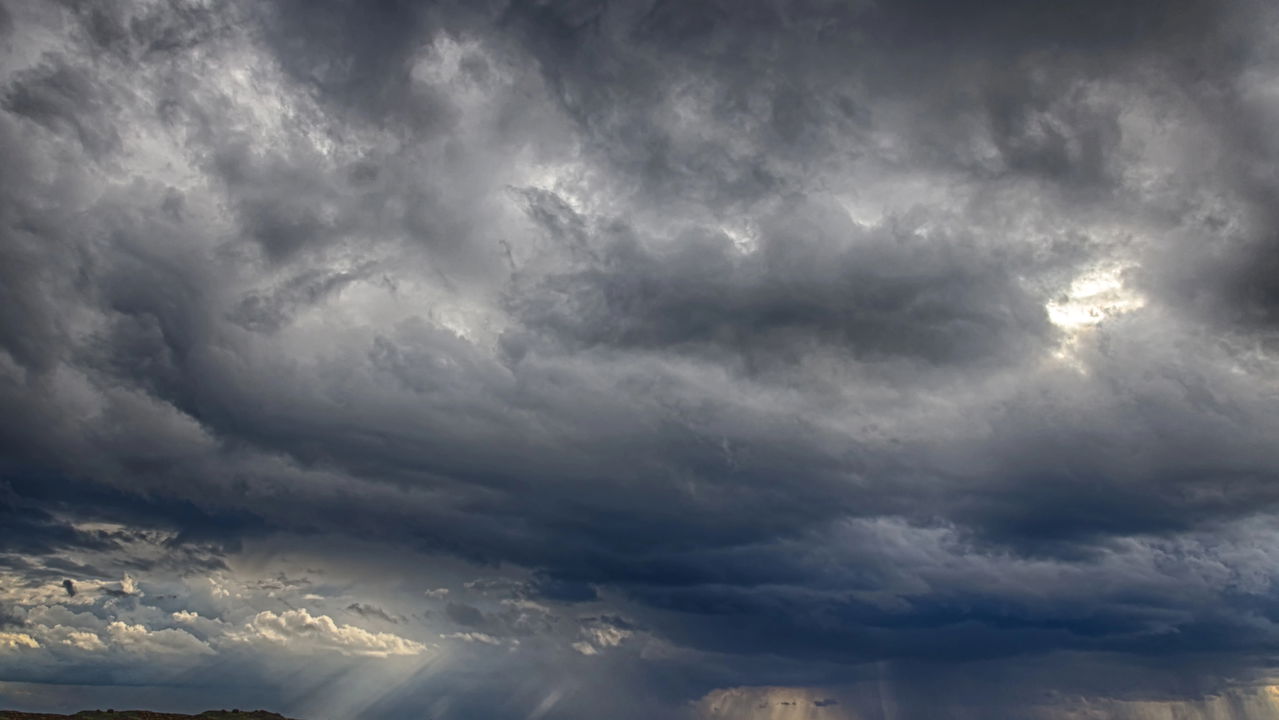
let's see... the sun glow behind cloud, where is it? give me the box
[1046,265,1146,332]
[1046,263,1147,367]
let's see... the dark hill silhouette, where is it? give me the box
[0,711,296,720]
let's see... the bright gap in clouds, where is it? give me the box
[1046,265,1146,331]
[1046,264,1147,365]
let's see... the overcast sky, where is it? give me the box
[4,1,1279,718]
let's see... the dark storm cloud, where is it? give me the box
[0,470,235,586]
[510,194,1054,368]
[529,572,597,603]
[4,0,1279,718]
[0,480,119,558]
[496,0,1238,207]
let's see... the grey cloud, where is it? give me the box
[511,194,1055,370]
[445,601,485,628]
[345,602,402,625]
[0,604,22,628]
[3,0,1279,718]
[2,55,119,157]
[229,265,373,333]
[261,0,440,125]
[210,139,361,263]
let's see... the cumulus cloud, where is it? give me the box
[54,629,106,653]
[232,609,427,658]
[105,621,212,656]
[0,632,39,651]
[101,574,139,598]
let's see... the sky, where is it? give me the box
[3,0,1279,718]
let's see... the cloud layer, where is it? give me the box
[4,0,1279,718]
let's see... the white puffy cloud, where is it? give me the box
[231,608,428,658]
[106,621,212,656]
[2,600,211,662]
[53,629,106,652]
[0,632,39,651]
